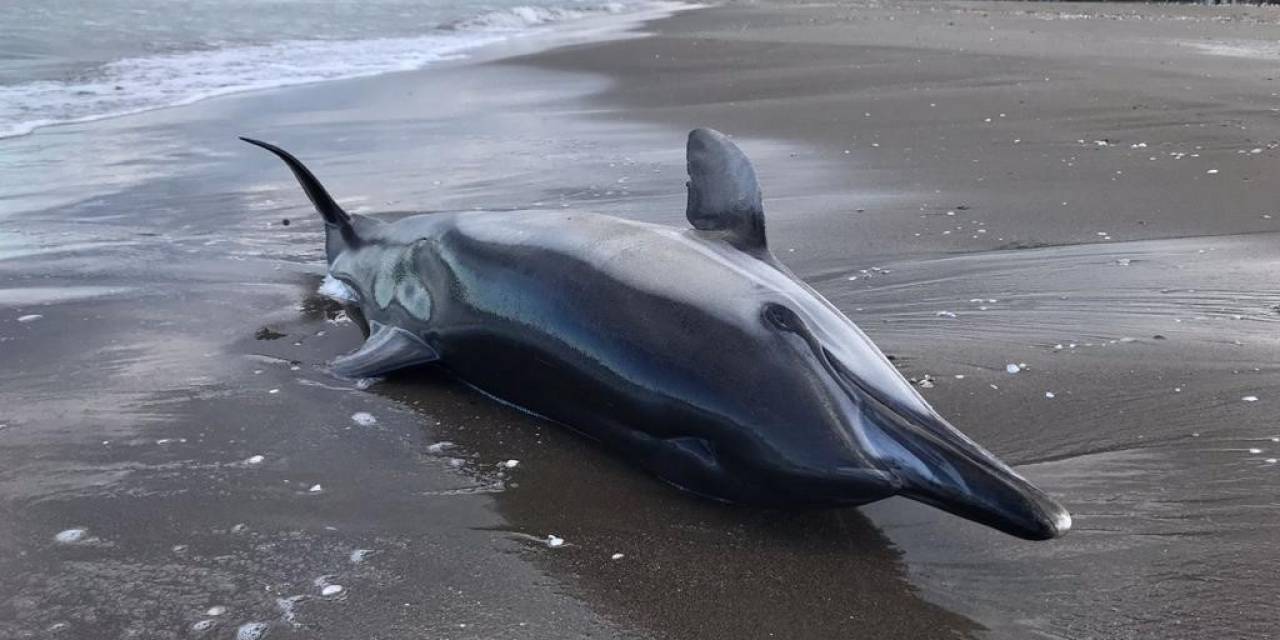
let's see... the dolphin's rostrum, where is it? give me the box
[241,129,1071,540]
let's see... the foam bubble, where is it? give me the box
[351,412,378,427]
[321,584,344,596]
[350,549,373,564]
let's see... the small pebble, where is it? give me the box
[54,528,87,544]
[1005,364,1021,374]
[309,484,323,493]
[1242,396,1259,402]
[426,442,455,454]
[321,584,344,596]
[1045,391,1055,399]
[206,606,227,616]
[244,455,265,465]
[611,553,625,560]
[501,459,519,469]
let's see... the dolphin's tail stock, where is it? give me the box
[240,137,362,261]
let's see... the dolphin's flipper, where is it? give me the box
[685,128,766,252]
[331,323,439,378]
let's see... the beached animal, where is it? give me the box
[241,129,1071,540]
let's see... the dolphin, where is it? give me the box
[241,129,1071,540]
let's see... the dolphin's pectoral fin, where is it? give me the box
[685,128,767,252]
[330,323,438,378]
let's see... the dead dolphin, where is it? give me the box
[241,129,1071,540]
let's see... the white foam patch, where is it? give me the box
[1187,40,1280,61]
[321,584,344,596]
[318,275,359,304]
[16,314,43,323]
[426,441,455,454]
[350,412,377,427]
[276,595,305,627]
[236,621,270,640]
[450,3,623,30]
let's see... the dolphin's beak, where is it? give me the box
[818,352,1070,540]
[856,390,1071,540]
[765,303,1070,540]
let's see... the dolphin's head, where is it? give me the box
[686,288,1071,541]
[677,128,1070,540]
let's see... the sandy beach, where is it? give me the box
[3,1,1280,638]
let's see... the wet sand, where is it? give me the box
[3,1,1280,639]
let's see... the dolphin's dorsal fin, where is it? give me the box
[685,128,766,252]
[331,322,438,379]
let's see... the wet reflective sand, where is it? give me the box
[4,2,1280,638]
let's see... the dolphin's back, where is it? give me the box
[412,209,936,432]
[397,211,858,484]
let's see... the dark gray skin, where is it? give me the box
[241,129,1071,540]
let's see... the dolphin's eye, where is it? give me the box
[761,302,805,333]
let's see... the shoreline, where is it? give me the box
[0,0,696,142]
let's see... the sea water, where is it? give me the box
[0,0,663,139]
